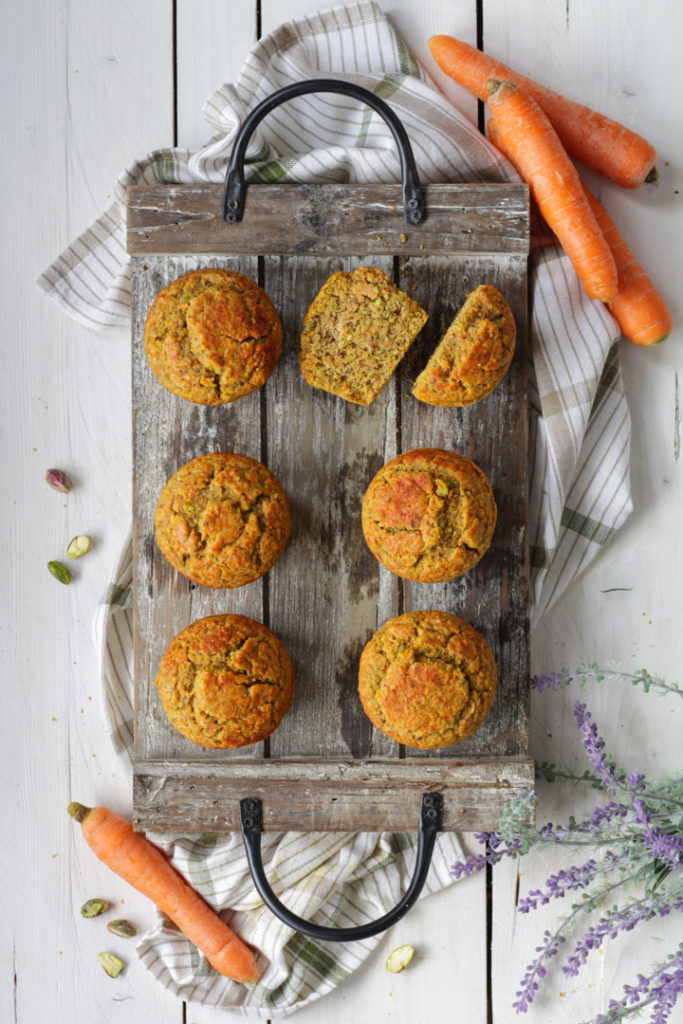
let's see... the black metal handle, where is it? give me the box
[223,78,426,226]
[239,792,442,942]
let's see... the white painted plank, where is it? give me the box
[485,2,683,1021]
[175,0,257,149]
[2,0,183,1021]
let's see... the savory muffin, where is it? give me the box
[412,284,516,406]
[154,452,290,588]
[358,610,497,749]
[144,268,282,404]
[155,614,294,749]
[361,448,496,582]
[299,265,428,405]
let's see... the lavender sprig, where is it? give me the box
[563,884,683,977]
[531,663,683,700]
[591,948,683,1024]
[449,665,683,1023]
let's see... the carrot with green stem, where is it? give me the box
[430,34,657,189]
[68,802,260,984]
[488,117,672,346]
[485,79,618,303]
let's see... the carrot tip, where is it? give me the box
[68,801,91,823]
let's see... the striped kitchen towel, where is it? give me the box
[77,0,632,1015]
[38,0,632,625]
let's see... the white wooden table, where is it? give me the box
[4,2,681,1021]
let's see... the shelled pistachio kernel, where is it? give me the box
[98,952,125,978]
[80,898,110,918]
[107,919,137,938]
[48,560,72,584]
[67,534,92,558]
[386,945,415,973]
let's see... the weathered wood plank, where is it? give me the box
[131,254,266,763]
[127,183,530,255]
[264,253,399,759]
[133,757,535,831]
[397,254,530,760]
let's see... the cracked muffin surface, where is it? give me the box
[155,614,294,749]
[299,265,428,405]
[154,452,290,588]
[144,268,282,405]
[412,284,516,406]
[358,610,497,749]
[361,448,496,582]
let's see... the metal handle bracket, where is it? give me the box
[222,78,426,227]
[239,792,442,942]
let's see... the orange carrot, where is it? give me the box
[429,35,657,189]
[485,79,618,303]
[488,117,672,345]
[583,190,673,345]
[68,802,260,984]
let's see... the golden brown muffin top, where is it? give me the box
[144,268,282,405]
[154,452,290,589]
[358,610,497,749]
[155,614,294,749]
[300,265,427,405]
[361,448,496,582]
[413,284,516,407]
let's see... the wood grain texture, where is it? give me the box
[127,182,529,254]
[129,181,531,830]
[133,757,535,831]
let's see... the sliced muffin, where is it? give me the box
[300,265,428,405]
[412,284,516,406]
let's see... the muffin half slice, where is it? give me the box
[412,284,516,406]
[300,266,428,405]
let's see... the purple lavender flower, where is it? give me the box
[630,793,683,872]
[590,801,630,827]
[517,860,598,914]
[512,931,565,1013]
[530,671,566,692]
[573,701,620,793]
[451,665,683,1020]
[593,951,683,1024]
[450,834,523,880]
[563,892,683,978]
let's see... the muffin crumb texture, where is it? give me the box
[155,614,294,749]
[358,610,497,749]
[154,452,290,589]
[144,268,282,405]
[362,447,496,582]
[412,284,516,406]
[300,265,428,405]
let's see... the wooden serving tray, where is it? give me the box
[127,181,533,832]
